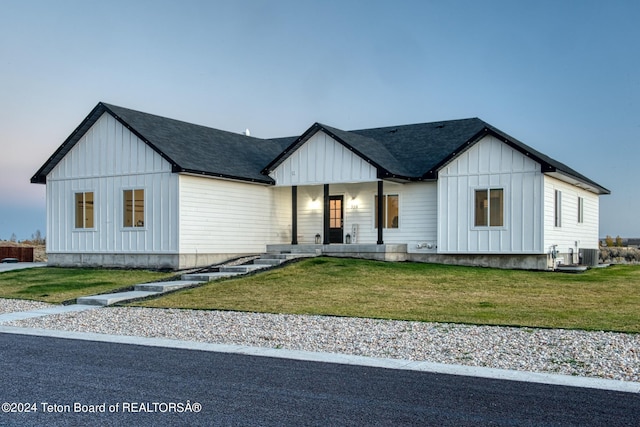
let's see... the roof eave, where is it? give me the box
[31,102,108,184]
[427,127,610,195]
[544,169,611,195]
[30,102,184,184]
[179,168,275,185]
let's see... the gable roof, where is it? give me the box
[263,119,610,194]
[31,102,292,185]
[32,102,610,195]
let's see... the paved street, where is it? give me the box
[1,333,638,426]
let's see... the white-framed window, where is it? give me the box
[123,189,145,228]
[74,191,94,229]
[578,196,584,224]
[474,188,503,227]
[554,190,562,227]
[374,194,399,229]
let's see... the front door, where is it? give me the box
[329,195,344,243]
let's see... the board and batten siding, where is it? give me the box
[437,135,544,254]
[543,175,600,252]
[178,175,291,254]
[46,113,179,254]
[269,131,378,186]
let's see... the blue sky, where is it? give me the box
[1,0,638,240]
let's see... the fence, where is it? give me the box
[0,246,35,262]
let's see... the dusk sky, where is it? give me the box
[1,0,638,240]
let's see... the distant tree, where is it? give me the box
[31,230,45,245]
[615,235,624,247]
[9,233,17,243]
[605,235,614,247]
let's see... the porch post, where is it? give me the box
[323,184,330,244]
[377,180,384,245]
[291,186,298,245]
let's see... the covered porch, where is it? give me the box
[283,180,400,247]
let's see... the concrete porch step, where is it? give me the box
[77,290,159,307]
[181,272,241,282]
[220,264,269,273]
[261,253,317,260]
[253,258,284,266]
[135,280,202,292]
[77,280,201,306]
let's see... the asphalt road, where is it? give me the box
[0,333,638,426]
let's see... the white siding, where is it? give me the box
[46,113,179,254]
[543,175,600,252]
[437,135,544,253]
[269,131,378,186]
[293,181,437,244]
[179,176,290,253]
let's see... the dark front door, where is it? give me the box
[329,195,344,243]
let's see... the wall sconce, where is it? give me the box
[315,233,321,244]
[310,198,320,210]
[349,197,358,210]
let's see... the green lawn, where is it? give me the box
[0,267,174,303]
[132,257,640,333]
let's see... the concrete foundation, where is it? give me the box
[48,247,553,271]
[407,253,550,270]
[47,252,249,270]
[266,244,408,262]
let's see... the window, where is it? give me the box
[75,192,94,229]
[474,189,503,227]
[554,190,562,227]
[374,194,399,229]
[123,189,145,228]
[578,196,584,223]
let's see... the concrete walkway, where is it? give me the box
[0,262,47,272]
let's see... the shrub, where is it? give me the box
[600,247,640,264]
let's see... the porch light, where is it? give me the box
[315,233,321,244]
[349,197,358,209]
[346,233,351,244]
[310,198,321,210]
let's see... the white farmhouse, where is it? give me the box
[32,102,609,270]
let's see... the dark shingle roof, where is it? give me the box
[32,102,610,195]
[31,102,291,184]
[350,118,488,178]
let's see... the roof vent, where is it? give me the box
[244,128,251,136]
[389,129,398,133]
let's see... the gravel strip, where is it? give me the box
[0,298,52,314]
[4,304,639,383]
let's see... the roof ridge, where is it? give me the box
[348,117,483,133]
[101,102,265,141]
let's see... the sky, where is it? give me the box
[1,0,638,240]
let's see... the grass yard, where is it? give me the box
[0,267,174,303]
[133,257,640,333]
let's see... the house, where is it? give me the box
[31,102,609,270]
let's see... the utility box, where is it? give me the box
[581,249,599,266]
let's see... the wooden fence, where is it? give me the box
[0,246,34,262]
